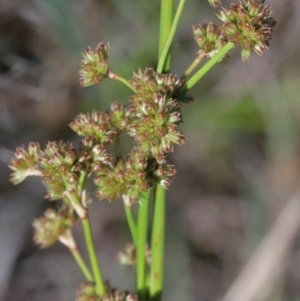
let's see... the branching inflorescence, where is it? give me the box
[9,1,276,300]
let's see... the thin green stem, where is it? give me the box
[82,213,106,296]
[136,190,151,300]
[108,70,136,92]
[59,229,94,282]
[157,0,186,74]
[183,42,234,91]
[183,51,205,78]
[70,247,94,282]
[147,1,174,300]
[149,186,166,301]
[124,202,138,245]
[67,190,106,295]
[158,0,174,71]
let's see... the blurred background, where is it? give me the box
[1,0,300,300]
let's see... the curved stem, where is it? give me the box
[108,70,136,92]
[157,0,186,74]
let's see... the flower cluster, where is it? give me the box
[193,22,225,57]
[33,206,76,248]
[76,283,138,301]
[195,0,276,60]
[10,69,182,205]
[10,142,41,184]
[79,43,109,87]
[128,68,185,163]
[218,0,276,60]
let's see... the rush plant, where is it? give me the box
[9,1,276,300]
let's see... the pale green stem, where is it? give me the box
[108,70,136,92]
[67,181,106,296]
[136,190,151,300]
[149,186,166,301]
[148,0,174,300]
[82,214,106,296]
[124,202,138,245]
[158,0,174,70]
[183,51,205,78]
[183,42,234,91]
[70,247,94,282]
[157,0,186,74]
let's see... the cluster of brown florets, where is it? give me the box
[9,48,185,248]
[76,283,138,301]
[79,43,109,87]
[195,0,276,60]
[10,94,181,207]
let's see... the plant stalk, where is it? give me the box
[149,0,174,300]
[157,0,186,74]
[183,42,234,91]
[136,190,151,300]
[108,70,137,92]
[149,185,166,301]
[70,246,94,282]
[124,201,138,245]
[82,213,106,296]
[158,0,174,71]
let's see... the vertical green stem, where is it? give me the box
[136,190,151,300]
[157,0,186,74]
[158,0,174,71]
[150,186,166,301]
[149,1,174,300]
[82,213,106,296]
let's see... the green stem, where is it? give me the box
[70,247,94,282]
[147,1,174,300]
[183,51,205,78]
[183,42,234,91]
[82,213,106,296]
[136,190,151,300]
[158,0,174,71]
[124,202,138,245]
[108,70,136,92]
[157,0,186,74]
[149,186,166,301]
[67,190,106,295]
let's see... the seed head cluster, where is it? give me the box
[79,43,109,86]
[76,283,138,301]
[10,65,184,208]
[195,0,276,60]
[33,207,76,248]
